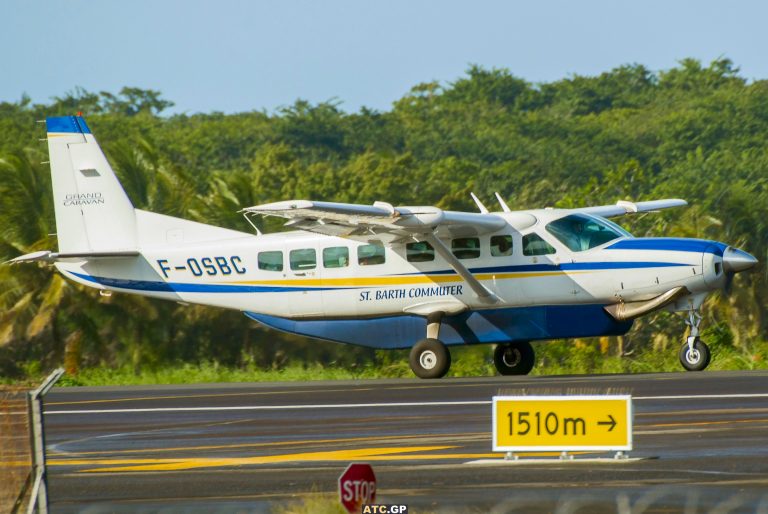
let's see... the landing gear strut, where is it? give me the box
[494,342,535,375]
[679,309,711,371]
[409,313,451,379]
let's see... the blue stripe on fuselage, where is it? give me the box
[69,272,340,293]
[399,261,688,276]
[606,238,726,256]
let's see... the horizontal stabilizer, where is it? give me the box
[6,250,140,264]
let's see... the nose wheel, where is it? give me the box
[494,342,535,375]
[679,309,711,371]
[679,337,711,371]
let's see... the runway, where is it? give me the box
[44,371,768,513]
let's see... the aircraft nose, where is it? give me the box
[722,246,758,274]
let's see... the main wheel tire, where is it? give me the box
[494,342,535,375]
[409,338,451,379]
[678,338,710,371]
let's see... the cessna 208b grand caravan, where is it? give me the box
[11,116,758,378]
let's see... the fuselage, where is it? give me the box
[54,209,728,349]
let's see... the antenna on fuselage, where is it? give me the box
[494,192,512,213]
[470,192,489,214]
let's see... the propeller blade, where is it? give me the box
[724,271,735,296]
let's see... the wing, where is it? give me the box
[243,200,506,241]
[242,200,505,303]
[574,199,687,218]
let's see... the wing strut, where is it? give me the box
[422,233,500,304]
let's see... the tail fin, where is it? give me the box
[46,116,137,253]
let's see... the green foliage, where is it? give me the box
[1,57,767,382]
[18,339,767,387]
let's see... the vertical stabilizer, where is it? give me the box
[46,116,137,253]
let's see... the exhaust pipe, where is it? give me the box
[604,286,690,321]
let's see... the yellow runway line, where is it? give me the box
[50,432,486,456]
[50,446,590,473]
[63,445,458,472]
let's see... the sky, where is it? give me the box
[3,1,767,115]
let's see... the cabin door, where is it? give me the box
[286,244,324,317]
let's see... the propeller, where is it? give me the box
[723,271,735,296]
[721,246,758,296]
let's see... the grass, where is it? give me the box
[27,339,766,387]
[269,491,443,514]
[271,493,348,514]
[5,337,768,387]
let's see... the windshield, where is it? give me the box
[545,214,631,252]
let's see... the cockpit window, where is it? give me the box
[545,214,630,252]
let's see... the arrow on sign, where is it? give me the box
[597,414,616,432]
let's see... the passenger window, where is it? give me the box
[522,233,556,256]
[290,248,316,270]
[452,237,480,259]
[406,241,435,262]
[258,251,283,272]
[358,243,385,265]
[323,246,349,268]
[490,235,513,257]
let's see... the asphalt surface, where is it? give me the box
[43,371,768,513]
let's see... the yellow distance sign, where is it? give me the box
[492,395,633,452]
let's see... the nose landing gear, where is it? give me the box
[679,309,711,371]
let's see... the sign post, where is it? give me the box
[339,463,376,513]
[492,395,632,456]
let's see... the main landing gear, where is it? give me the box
[409,338,451,379]
[408,313,538,379]
[493,342,536,375]
[409,313,451,379]
[679,309,711,372]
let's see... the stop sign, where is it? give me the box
[338,463,376,513]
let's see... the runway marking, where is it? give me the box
[46,381,512,406]
[50,432,486,456]
[47,445,509,472]
[636,407,768,417]
[633,393,768,400]
[45,400,489,414]
[46,387,380,406]
[45,392,768,415]
[645,418,768,428]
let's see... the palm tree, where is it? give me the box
[0,149,74,371]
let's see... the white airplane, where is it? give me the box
[10,115,758,378]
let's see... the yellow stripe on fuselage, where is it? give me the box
[222,270,587,288]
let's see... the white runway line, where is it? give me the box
[633,393,768,400]
[45,393,768,415]
[45,400,489,415]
